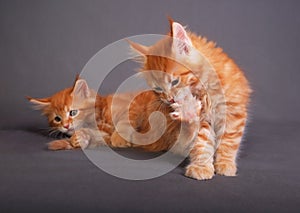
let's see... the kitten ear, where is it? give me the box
[167,16,174,36]
[72,79,90,99]
[171,22,193,56]
[127,40,149,56]
[72,74,80,88]
[26,96,51,110]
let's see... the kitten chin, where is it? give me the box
[65,129,75,136]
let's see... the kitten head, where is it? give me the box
[27,77,95,136]
[129,19,202,104]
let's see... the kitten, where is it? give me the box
[127,85,203,154]
[129,19,251,180]
[28,76,202,154]
[27,76,116,150]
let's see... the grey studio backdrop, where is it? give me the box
[1,0,300,129]
[0,1,300,212]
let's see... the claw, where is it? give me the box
[170,111,181,120]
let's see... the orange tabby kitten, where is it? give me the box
[28,76,116,150]
[129,19,251,180]
[28,76,202,154]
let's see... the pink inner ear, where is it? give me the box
[172,22,192,55]
[74,80,90,98]
[175,26,186,41]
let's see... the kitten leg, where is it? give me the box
[185,121,216,180]
[69,128,108,149]
[214,112,247,176]
[48,139,74,150]
[69,129,91,149]
[110,130,132,148]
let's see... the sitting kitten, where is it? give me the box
[129,18,251,180]
[28,76,203,154]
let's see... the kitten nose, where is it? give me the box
[63,124,69,129]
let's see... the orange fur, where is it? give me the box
[28,77,200,153]
[129,19,251,180]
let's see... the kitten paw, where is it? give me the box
[70,130,91,149]
[169,103,182,120]
[110,132,132,148]
[214,162,237,176]
[170,102,200,122]
[185,164,214,180]
[48,140,73,151]
[171,87,201,123]
[169,111,181,120]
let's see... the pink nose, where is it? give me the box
[63,124,69,129]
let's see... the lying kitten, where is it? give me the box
[27,76,118,150]
[28,76,202,154]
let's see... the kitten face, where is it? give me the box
[28,79,93,136]
[143,60,191,104]
[142,57,199,104]
[129,22,199,104]
[45,97,78,135]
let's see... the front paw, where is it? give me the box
[185,164,214,180]
[169,111,181,120]
[170,100,201,122]
[169,102,181,120]
[48,139,73,151]
[110,132,132,148]
[214,162,237,176]
[70,130,91,149]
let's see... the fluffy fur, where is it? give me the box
[27,77,201,153]
[129,19,251,180]
[28,76,113,150]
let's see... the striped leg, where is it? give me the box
[110,130,133,148]
[214,112,247,176]
[185,121,216,180]
[48,139,74,150]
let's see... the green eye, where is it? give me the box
[54,116,61,122]
[171,79,180,87]
[153,87,163,93]
[69,110,78,117]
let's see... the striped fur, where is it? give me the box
[129,19,251,180]
[28,78,199,152]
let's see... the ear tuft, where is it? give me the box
[72,79,90,99]
[72,74,80,88]
[26,96,32,101]
[172,22,193,56]
[167,16,174,36]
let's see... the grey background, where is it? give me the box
[0,0,299,129]
[0,1,300,212]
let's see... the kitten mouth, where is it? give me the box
[168,99,175,103]
[60,127,74,136]
[161,99,174,105]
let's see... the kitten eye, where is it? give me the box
[171,79,180,87]
[153,86,163,93]
[54,116,61,122]
[69,110,78,117]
